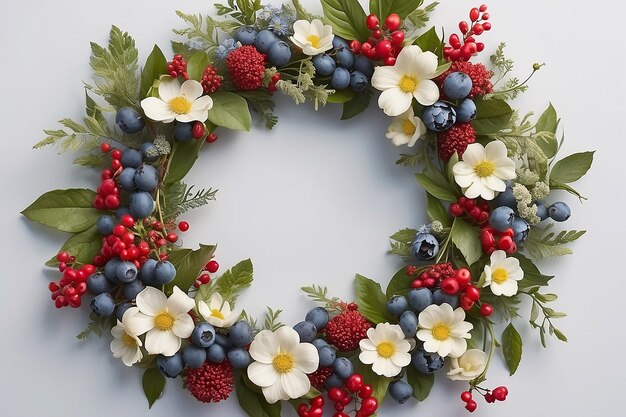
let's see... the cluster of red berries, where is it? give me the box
[308,366,334,391]
[437,123,477,161]
[323,304,371,352]
[326,375,378,417]
[184,361,234,403]
[481,225,517,255]
[348,13,404,66]
[407,262,456,289]
[49,252,94,308]
[461,386,508,412]
[200,64,222,94]
[93,172,121,210]
[444,4,491,62]
[226,45,266,90]
[267,72,281,93]
[167,54,189,79]
[194,258,220,288]
[449,196,490,226]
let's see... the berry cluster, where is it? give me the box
[481,225,518,255]
[350,13,404,66]
[226,45,266,90]
[460,385,508,412]
[48,253,94,308]
[324,374,378,417]
[437,123,477,161]
[167,54,189,79]
[449,196,491,226]
[200,64,222,94]
[193,259,219,288]
[324,305,371,352]
[184,361,234,403]
[435,61,494,99]
[93,170,121,210]
[267,72,281,93]
[443,5,491,62]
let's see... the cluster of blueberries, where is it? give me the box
[114,146,160,218]
[422,72,477,132]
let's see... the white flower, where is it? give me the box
[140,77,213,123]
[247,326,319,404]
[452,141,516,200]
[371,45,440,116]
[482,250,524,296]
[110,316,143,367]
[385,107,428,147]
[289,19,334,56]
[124,286,195,356]
[446,349,488,381]
[198,292,239,328]
[416,304,473,358]
[358,323,411,378]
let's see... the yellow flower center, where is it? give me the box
[432,324,450,341]
[474,161,496,178]
[402,119,416,136]
[122,332,137,348]
[168,96,192,114]
[376,342,396,358]
[154,311,175,331]
[307,35,321,48]
[399,75,418,93]
[272,353,295,374]
[210,309,225,320]
[492,268,509,284]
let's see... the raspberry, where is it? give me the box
[308,366,334,390]
[420,263,457,284]
[200,65,223,94]
[167,54,188,80]
[184,362,234,403]
[435,61,493,98]
[324,309,371,352]
[226,46,266,90]
[438,123,476,161]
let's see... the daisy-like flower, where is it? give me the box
[447,349,488,381]
[124,286,195,356]
[247,326,319,404]
[359,323,411,377]
[385,107,428,147]
[416,304,473,358]
[289,19,334,56]
[452,141,516,200]
[371,45,440,117]
[197,292,239,328]
[110,318,143,367]
[140,77,213,123]
[482,250,524,296]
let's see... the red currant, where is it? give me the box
[465,399,477,412]
[206,260,219,273]
[391,30,405,45]
[385,13,401,31]
[375,40,393,58]
[166,233,178,243]
[460,391,472,402]
[100,143,111,153]
[178,221,190,232]
[366,14,379,30]
[121,214,135,228]
[469,8,480,21]
[480,303,493,317]
[206,133,218,143]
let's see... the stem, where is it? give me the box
[472,319,496,386]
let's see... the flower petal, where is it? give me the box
[145,328,180,356]
[359,339,377,352]
[372,66,401,91]
[125,310,154,336]
[293,343,319,374]
[262,380,288,404]
[482,175,506,193]
[447,337,468,358]
[180,80,204,101]
[136,287,167,316]
[141,97,175,123]
[413,79,439,106]
[250,330,280,363]
[166,287,195,315]
[248,362,279,388]
[372,358,401,378]
[391,351,412,367]
[378,88,412,116]
[275,326,300,353]
[208,293,223,310]
[461,143,485,167]
[395,45,423,74]
[281,371,311,399]
[359,350,379,365]
[172,313,194,338]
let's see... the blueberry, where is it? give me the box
[215,333,233,349]
[318,345,337,367]
[412,233,439,261]
[387,295,409,316]
[151,261,175,285]
[422,101,457,131]
[511,218,530,243]
[324,372,344,389]
[90,293,115,317]
[174,121,194,142]
[536,202,549,221]
[399,310,418,338]
[87,272,113,295]
[206,343,227,363]
[443,72,473,100]
[494,185,517,209]
[115,107,145,134]
[353,56,374,78]
[235,26,258,45]
[332,36,350,51]
[312,54,336,76]
[305,307,329,330]
[411,349,444,374]
[96,215,116,235]
[115,302,133,321]
[228,348,252,369]
[293,321,318,343]
[331,67,351,89]
[116,206,131,219]
[456,98,477,122]
[116,261,138,283]
[140,142,159,162]
[350,71,369,92]
[408,288,433,312]
[123,280,145,300]
[157,353,184,378]
[254,29,279,53]
[183,345,207,369]
[268,41,292,67]
[134,164,160,191]
[130,192,154,219]
[549,202,571,222]
[229,321,254,347]
[312,339,328,349]
[104,258,122,283]
[336,47,354,69]
[432,289,460,309]
[139,258,158,286]
[118,167,137,191]
[120,148,142,169]
[389,380,413,404]
[333,357,354,379]
[192,322,216,348]
[489,206,515,232]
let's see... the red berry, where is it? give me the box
[56,252,70,263]
[411,279,423,288]
[372,29,382,39]
[501,228,515,238]
[349,40,361,53]
[449,203,464,217]
[110,159,122,170]
[449,49,462,61]
[465,286,481,302]
[366,48,378,59]
[481,230,495,247]
[152,221,163,231]
[506,241,517,254]
[441,277,460,295]
[391,30,405,45]
[384,56,396,66]
[461,391,472,402]
[497,235,513,251]
[359,384,373,399]
[469,206,482,220]
[100,179,116,195]
[469,7,480,21]
[492,386,507,401]
[461,42,477,60]
[465,399,477,412]
[226,46,265,90]
[455,268,472,288]
[480,303,493,317]
[479,4,488,12]
[472,23,484,35]
[113,224,126,236]
[110,149,122,160]
[366,14,379,30]
[345,374,363,392]
[385,13,401,31]
[100,143,111,153]
[104,194,120,209]
[328,387,347,402]
[206,133,218,143]
[192,122,205,139]
[178,221,190,232]
[482,22,492,31]
[361,42,373,54]
[459,21,469,34]
[121,214,135,228]
[476,42,485,52]
[167,233,178,243]
[449,34,461,49]
[347,303,358,311]
[376,40,393,58]
[423,277,436,288]
[206,260,219,273]
[359,397,378,417]
[484,393,495,403]
[101,169,113,180]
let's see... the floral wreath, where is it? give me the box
[23,0,593,415]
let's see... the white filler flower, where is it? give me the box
[417,304,473,358]
[198,292,239,328]
[141,77,213,123]
[110,317,143,367]
[385,107,428,147]
[447,349,488,381]
[289,19,334,56]
[483,250,524,296]
[359,323,412,377]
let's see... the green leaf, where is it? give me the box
[22,189,100,233]
[406,366,434,401]
[535,103,559,158]
[386,266,414,298]
[141,45,167,98]
[208,92,252,131]
[45,226,101,267]
[212,259,254,305]
[549,180,587,200]
[512,252,553,289]
[355,274,394,325]
[142,367,165,408]
[165,123,214,184]
[550,151,594,184]
[471,97,514,135]
[449,218,482,265]
[327,88,355,104]
[165,244,216,294]
[187,50,210,81]
[353,360,392,403]
[426,193,451,227]
[390,228,417,244]
[415,173,457,202]
[406,2,439,29]
[341,89,372,119]
[370,0,423,19]
[321,0,370,41]
[414,26,443,58]
[501,323,523,375]
[235,375,281,417]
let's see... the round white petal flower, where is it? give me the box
[371,45,440,116]
[247,326,319,404]
[110,319,143,367]
[482,250,524,297]
[289,19,334,56]
[452,141,517,201]
[198,292,240,328]
[447,349,488,381]
[416,304,473,358]
[358,323,411,378]
[385,107,428,147]
[140,77,213,124]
